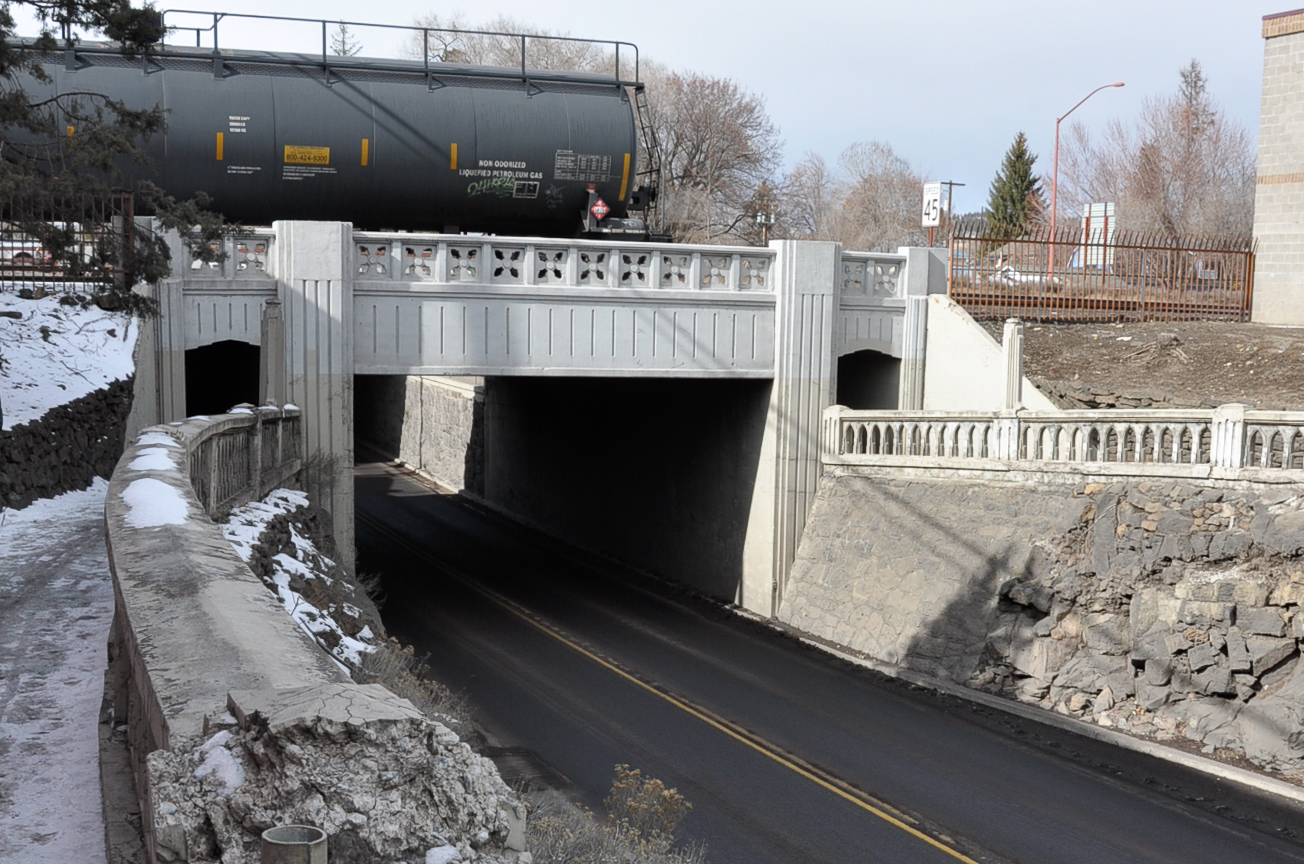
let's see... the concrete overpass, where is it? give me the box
[131,221,949,617]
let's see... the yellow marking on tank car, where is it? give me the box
[215,132,224,161]
[450,142,458,170]
[284,145,330,165]
[361,138,369,166]
[619,153,630,201]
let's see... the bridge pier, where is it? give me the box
[269,221,356,571]
[741,241,839,615]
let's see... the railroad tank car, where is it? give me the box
[17,43,646,236]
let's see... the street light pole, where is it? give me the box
[1049,82,1124,275]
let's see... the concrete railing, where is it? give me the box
[838,250,907,299]
[823,404,1304,476]
[104,407,348,862]
[353,232,777,292]
[185,404,302,518]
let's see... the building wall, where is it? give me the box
[1253,11,1304,324]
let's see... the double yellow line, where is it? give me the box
[359,509,981,864]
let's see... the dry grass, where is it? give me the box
[354,638,473,732]
[526,766,706,864]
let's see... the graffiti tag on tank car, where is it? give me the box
[467,177,540,199]
[284,145,330,165]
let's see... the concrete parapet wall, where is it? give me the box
[105,411,345,861]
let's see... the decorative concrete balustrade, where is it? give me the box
[353,233,776,292]
[824,404,1304,477]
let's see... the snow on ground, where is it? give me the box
[0,480,113,864]
[223,490,377,671]
[0,292,137,430]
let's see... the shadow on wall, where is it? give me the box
[881,483,1034,681]
[185,340,259,416]
[836,350,900,410]
[482,376,772,602]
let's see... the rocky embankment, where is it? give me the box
[782,473,1304,779]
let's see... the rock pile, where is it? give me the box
[147,684,528,864]
[975,481,1304,774]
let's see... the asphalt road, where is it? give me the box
[356,459,1304,864]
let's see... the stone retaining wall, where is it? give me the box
[356,375,484,495]
[0,377,133,508]
[782,467,1304,776]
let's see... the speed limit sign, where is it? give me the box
[921,181,942,227]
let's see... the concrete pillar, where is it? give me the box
[154,276,188,423]
[898,298,929,410]
[742,241,839,617]
[1002,318,1024,411]
[270,221,355,572]
[259,299,286,406]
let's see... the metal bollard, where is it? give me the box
[261,825,327,864]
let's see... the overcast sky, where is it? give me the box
[20,0,1288,214]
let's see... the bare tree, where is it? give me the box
[329,21,361,57]
[780,152,839,240]
[1057,60,1254,236]
[404,13,618,75]
[648,67,781,244]
[777,141,927,252]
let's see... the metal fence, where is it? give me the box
[947,221,1256,323]
[0,192,133,294]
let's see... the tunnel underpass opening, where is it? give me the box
[185,340,260,416]
[836,349,899,409]
[353,374,773,603]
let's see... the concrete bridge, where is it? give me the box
[131,222,956,617]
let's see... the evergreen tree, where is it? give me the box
[985,132,1044,238]
[0,1,233,299]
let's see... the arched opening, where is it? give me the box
[836,349,900,409]
[185,340,259,417]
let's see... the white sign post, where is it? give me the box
[921,181,942,228]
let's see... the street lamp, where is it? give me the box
[1049,82,1123,274]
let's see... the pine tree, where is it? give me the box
[985,132,1044,238]
[330,22,361,57]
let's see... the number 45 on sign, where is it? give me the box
[921,181,942,228]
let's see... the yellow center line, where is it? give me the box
[358,509,981,864]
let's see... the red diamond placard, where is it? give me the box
[590,198,610,220]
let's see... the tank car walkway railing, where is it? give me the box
[823,404,1304,478]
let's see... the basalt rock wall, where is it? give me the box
[782,469,1304,775]
[0,376,133,509]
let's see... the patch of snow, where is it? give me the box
[0,294,137,430]
[283,403,299,410]
[193,731,245,795]
[426,846,462,864]
[136,431,179,448]
[129,447,176,471]
[0,480,113,864]
[120,478,188,527]
[221,488,376,671]
[229,407,253,415]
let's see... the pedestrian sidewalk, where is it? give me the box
[0,480,114,864]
